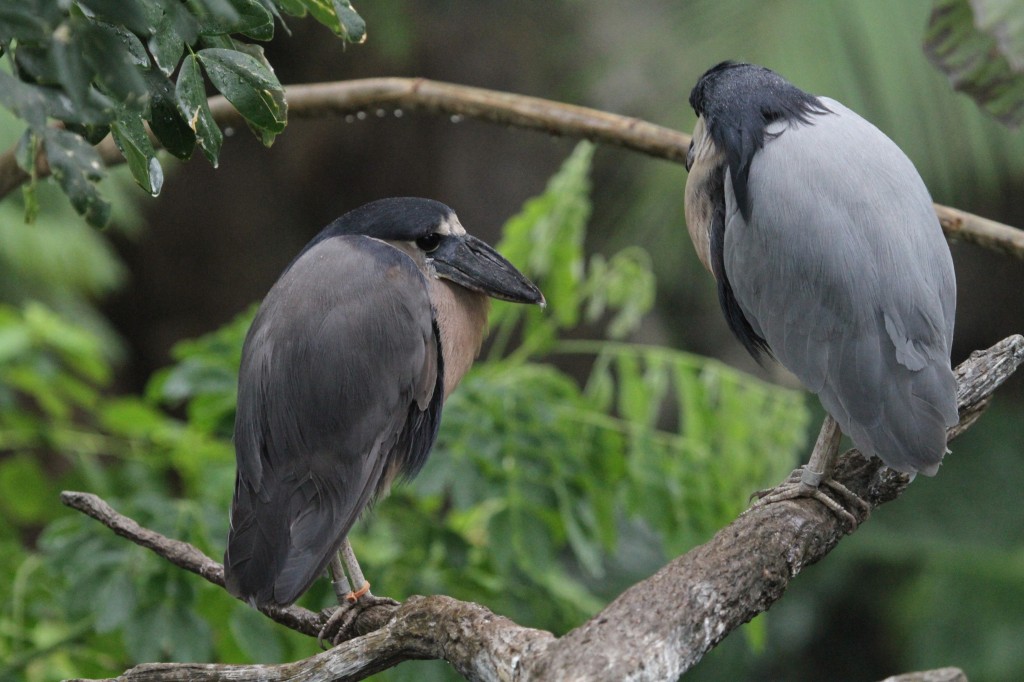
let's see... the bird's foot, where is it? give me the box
[749,465,870,530]
[317,582,399,648]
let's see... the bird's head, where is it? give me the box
[685,61,830,219]
[312,197,545,306]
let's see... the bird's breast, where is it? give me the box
[429,279,491,399]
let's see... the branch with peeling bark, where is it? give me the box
[63,335,1023,682]
[2,78,1024,260]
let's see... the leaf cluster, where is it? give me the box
[0,0,366,226]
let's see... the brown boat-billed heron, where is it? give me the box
[683,62,958,524]
[224,198,544,638]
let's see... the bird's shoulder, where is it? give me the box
[235,233,440,478]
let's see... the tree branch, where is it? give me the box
[63,335,1023,682]
[517,337,1024,681]
[2,78,1023,260]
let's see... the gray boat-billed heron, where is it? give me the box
[224,198,544,635]
[683,62,957,523]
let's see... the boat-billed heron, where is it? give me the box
[684,62,957,523]
[224,198,544,636]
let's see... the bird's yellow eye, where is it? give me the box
[416,233,442,252]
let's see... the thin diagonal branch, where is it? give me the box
[62,334,1023,682]
[2,78,1023,260]
[58,491,324,637]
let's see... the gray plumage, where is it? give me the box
[224,198,543,607]
[227,236,441,605]
[685,62,957,476]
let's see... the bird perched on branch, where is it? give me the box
[224,198,544,639]
[683,61,958,523]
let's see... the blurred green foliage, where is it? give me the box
[0,104,139,355]
[0,143,809,679]
[925,0,1024,128]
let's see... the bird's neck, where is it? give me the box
[684,116,724,274]
[429,280,491,399]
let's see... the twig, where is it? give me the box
[1,78,1023,260]
[62,335,1023,681]
[59,491,323,637]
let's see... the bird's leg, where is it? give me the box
[329,554,352,603]
[339,538,371,602]
[317,538,399,648]
[318,555,355,649]
[751,415,870,529]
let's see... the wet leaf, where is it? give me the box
[110,109,163,196]
[297,0,365,42]
[198,47,286,144]
[176,53,222,165]
[145,69,195,159]
[198,0,274,40]
[40,127,111,226]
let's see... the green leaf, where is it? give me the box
[76,0,159,36]
[148,12,185,76]
[200,0,275,40]
[78,18,150,107]
[93,571,137,633]
[925,0,1024,127]
[100,398,169,439]
[176,54,223,165]
[41,127,111,227]
[15,44,61,84]
[198,47,286,144]
[65,121,113,145]
[110,110,163,196]
[0,1,63,43]
[229,605,283,663]
[335,0,366,43]
[144,69,196,160]
[0,325,32,364]
[275,0,308,16]
[493,142,593,333]
[0,69,48,128]
[12,132,42,224]
[0,455,53,524]
[297,0,365,42]
[148,0,200,74]
[22,302,109,383]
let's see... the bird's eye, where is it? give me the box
[416,233,442,253]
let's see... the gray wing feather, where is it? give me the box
[225,235,438,606]
[725,99,957,475]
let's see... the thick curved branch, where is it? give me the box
[63,335,1022,682]
[2,78,1023,260]
[518,334,1024,681]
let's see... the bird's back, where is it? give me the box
[725,99,958,475]
[224,236,442,606]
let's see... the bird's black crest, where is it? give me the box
[297,197,456,263]
[689,61,829,221]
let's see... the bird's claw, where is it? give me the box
[317,585,399,648]
[748,466,870,530]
